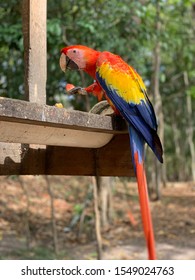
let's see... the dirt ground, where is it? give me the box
[0,176,194,260]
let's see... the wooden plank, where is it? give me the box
[45,146,95,176]
[45,135,133,176]
[0,98,127,134]
[0,98,127,148]
[0,120,113,148]
[97,134,133,176]
[22,0,47,104]
[0,135,134,177]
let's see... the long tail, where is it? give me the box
[128,125,156,260]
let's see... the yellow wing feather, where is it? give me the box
[97,54,146,104]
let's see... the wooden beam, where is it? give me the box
[0,120,114,148]
[0,135,134,177]
[96,134,133,176]
[0,98,127,148]
[0,98,127,134]
[45,135,133,176]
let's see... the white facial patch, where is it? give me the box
[67,49,86,69]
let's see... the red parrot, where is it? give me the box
[60,45,163,260]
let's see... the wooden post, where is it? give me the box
[22,0,47,104]
[22,0,47,168]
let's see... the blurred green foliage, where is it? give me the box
[0,0,194,180]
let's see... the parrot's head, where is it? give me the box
[60,45,100,78]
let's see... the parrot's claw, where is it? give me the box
[67,87,87,96]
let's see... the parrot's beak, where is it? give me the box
[59,53,79,72]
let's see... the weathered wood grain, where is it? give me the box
[22,0,47,104]
[0,98,127,134]
[0,98,126,148]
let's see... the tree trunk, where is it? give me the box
[152,2,166,199]
[92,176,102,260]
[45,175,59,256]
[18,176,31,249]
[184,72,195,183]
[171,117,183,181]
[100,177,113,228]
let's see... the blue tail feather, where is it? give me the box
[128,125,145,172]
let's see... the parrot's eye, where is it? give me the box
[73,50,76,53]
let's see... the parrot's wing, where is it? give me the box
[96,52,163,163]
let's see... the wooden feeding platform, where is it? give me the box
[0,98,133,176]
[0,0,134,177]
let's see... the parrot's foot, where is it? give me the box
[90,100,114,115]
[67,87,87,96]
[55,103,64,108]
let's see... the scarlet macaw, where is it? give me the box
[60,45,163,260]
